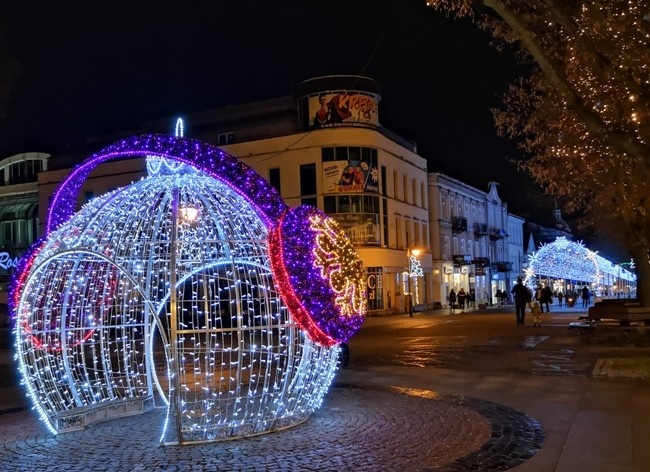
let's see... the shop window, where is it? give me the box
[299,163,316,196]
[269,168,281,193]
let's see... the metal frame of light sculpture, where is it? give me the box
[524,237,636,291]
[13,134,364,444]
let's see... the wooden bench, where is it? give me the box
[587,300,650,326]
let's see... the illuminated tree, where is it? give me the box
[426,1,650,303]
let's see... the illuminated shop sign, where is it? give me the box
[0,252,19,270]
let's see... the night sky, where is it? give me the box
[1,1,555,222]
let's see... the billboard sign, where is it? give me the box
[323,160,379,194]
[309,92,379,129]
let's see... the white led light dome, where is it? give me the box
[15,156,340,444]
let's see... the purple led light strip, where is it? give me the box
[46,134,288,235]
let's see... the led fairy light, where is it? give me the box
[524,237,636,288]
[409,255,424,304]
[13,131,362,444]
[268,206,366,347]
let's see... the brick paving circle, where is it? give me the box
[0,386,543,471]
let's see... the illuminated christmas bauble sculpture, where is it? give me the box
[12,132,366,444]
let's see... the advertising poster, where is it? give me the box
[323,160,379,194]
[309,92,379,129]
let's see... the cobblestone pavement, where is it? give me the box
[0,385,543,472]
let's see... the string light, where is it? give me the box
[268,206,366,347]
[524,237,636,291]
[13,133,363,443]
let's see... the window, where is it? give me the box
[301,197,317,207]
[366,267,384,311]
[269,168,281,193]
[321,146,377,165]
[420,182,425,209]
[381,166,387,196]
[6,159,43,185]
[299,164,317,196]
[382,198,388,247]
[324,196,336,214]
[321,147,335,161]
[403,175,408,202]
[393,171,399,199]
[395,217,403,249]
[422,224,428,251]
[414,222,421,247]
[412,179,417,206]
[217,132,234,145]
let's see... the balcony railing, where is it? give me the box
[451,217,468,233]
[492,261,513,272]
[489,227,508,240]
[472,257,490,267]
[474,223,488,237]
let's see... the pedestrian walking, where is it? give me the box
[531,301,542,327]
[511,277,529,326]
[495,289,503,306]
[557,291,564,306]
[540,284,553,313]
[457,288,467,312]
[448,289,457,313]
[581,286,590,307]
[468,289,475,308]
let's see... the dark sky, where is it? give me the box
[1,0,555,222]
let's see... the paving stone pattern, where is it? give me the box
[0,386,543,472]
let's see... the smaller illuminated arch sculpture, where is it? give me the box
[13,132,366,444]
[524,237,636,292]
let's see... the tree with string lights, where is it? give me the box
[425,0,650,303]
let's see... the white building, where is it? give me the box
[507,212,526,289]
[428,175,512,307]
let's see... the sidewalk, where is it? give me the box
[2,307,650,471]
[336,363,650,471]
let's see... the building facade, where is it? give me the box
[428,175,513,307]
[0,152,49,306]
[507,213,526,289]
[36,76,434,315]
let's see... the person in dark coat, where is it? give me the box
[511,277,529,326]
[495,289,503,306]
[540,284,553,313]
[457,288,467,312]
[448,289,457,313]
[581,286,591,307]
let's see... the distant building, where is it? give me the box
[428,175,517,307]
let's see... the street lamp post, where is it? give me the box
[406,244,422,317]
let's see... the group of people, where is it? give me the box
[448,280,594,324]
[447,288,476,313]
[494,289,509,306]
